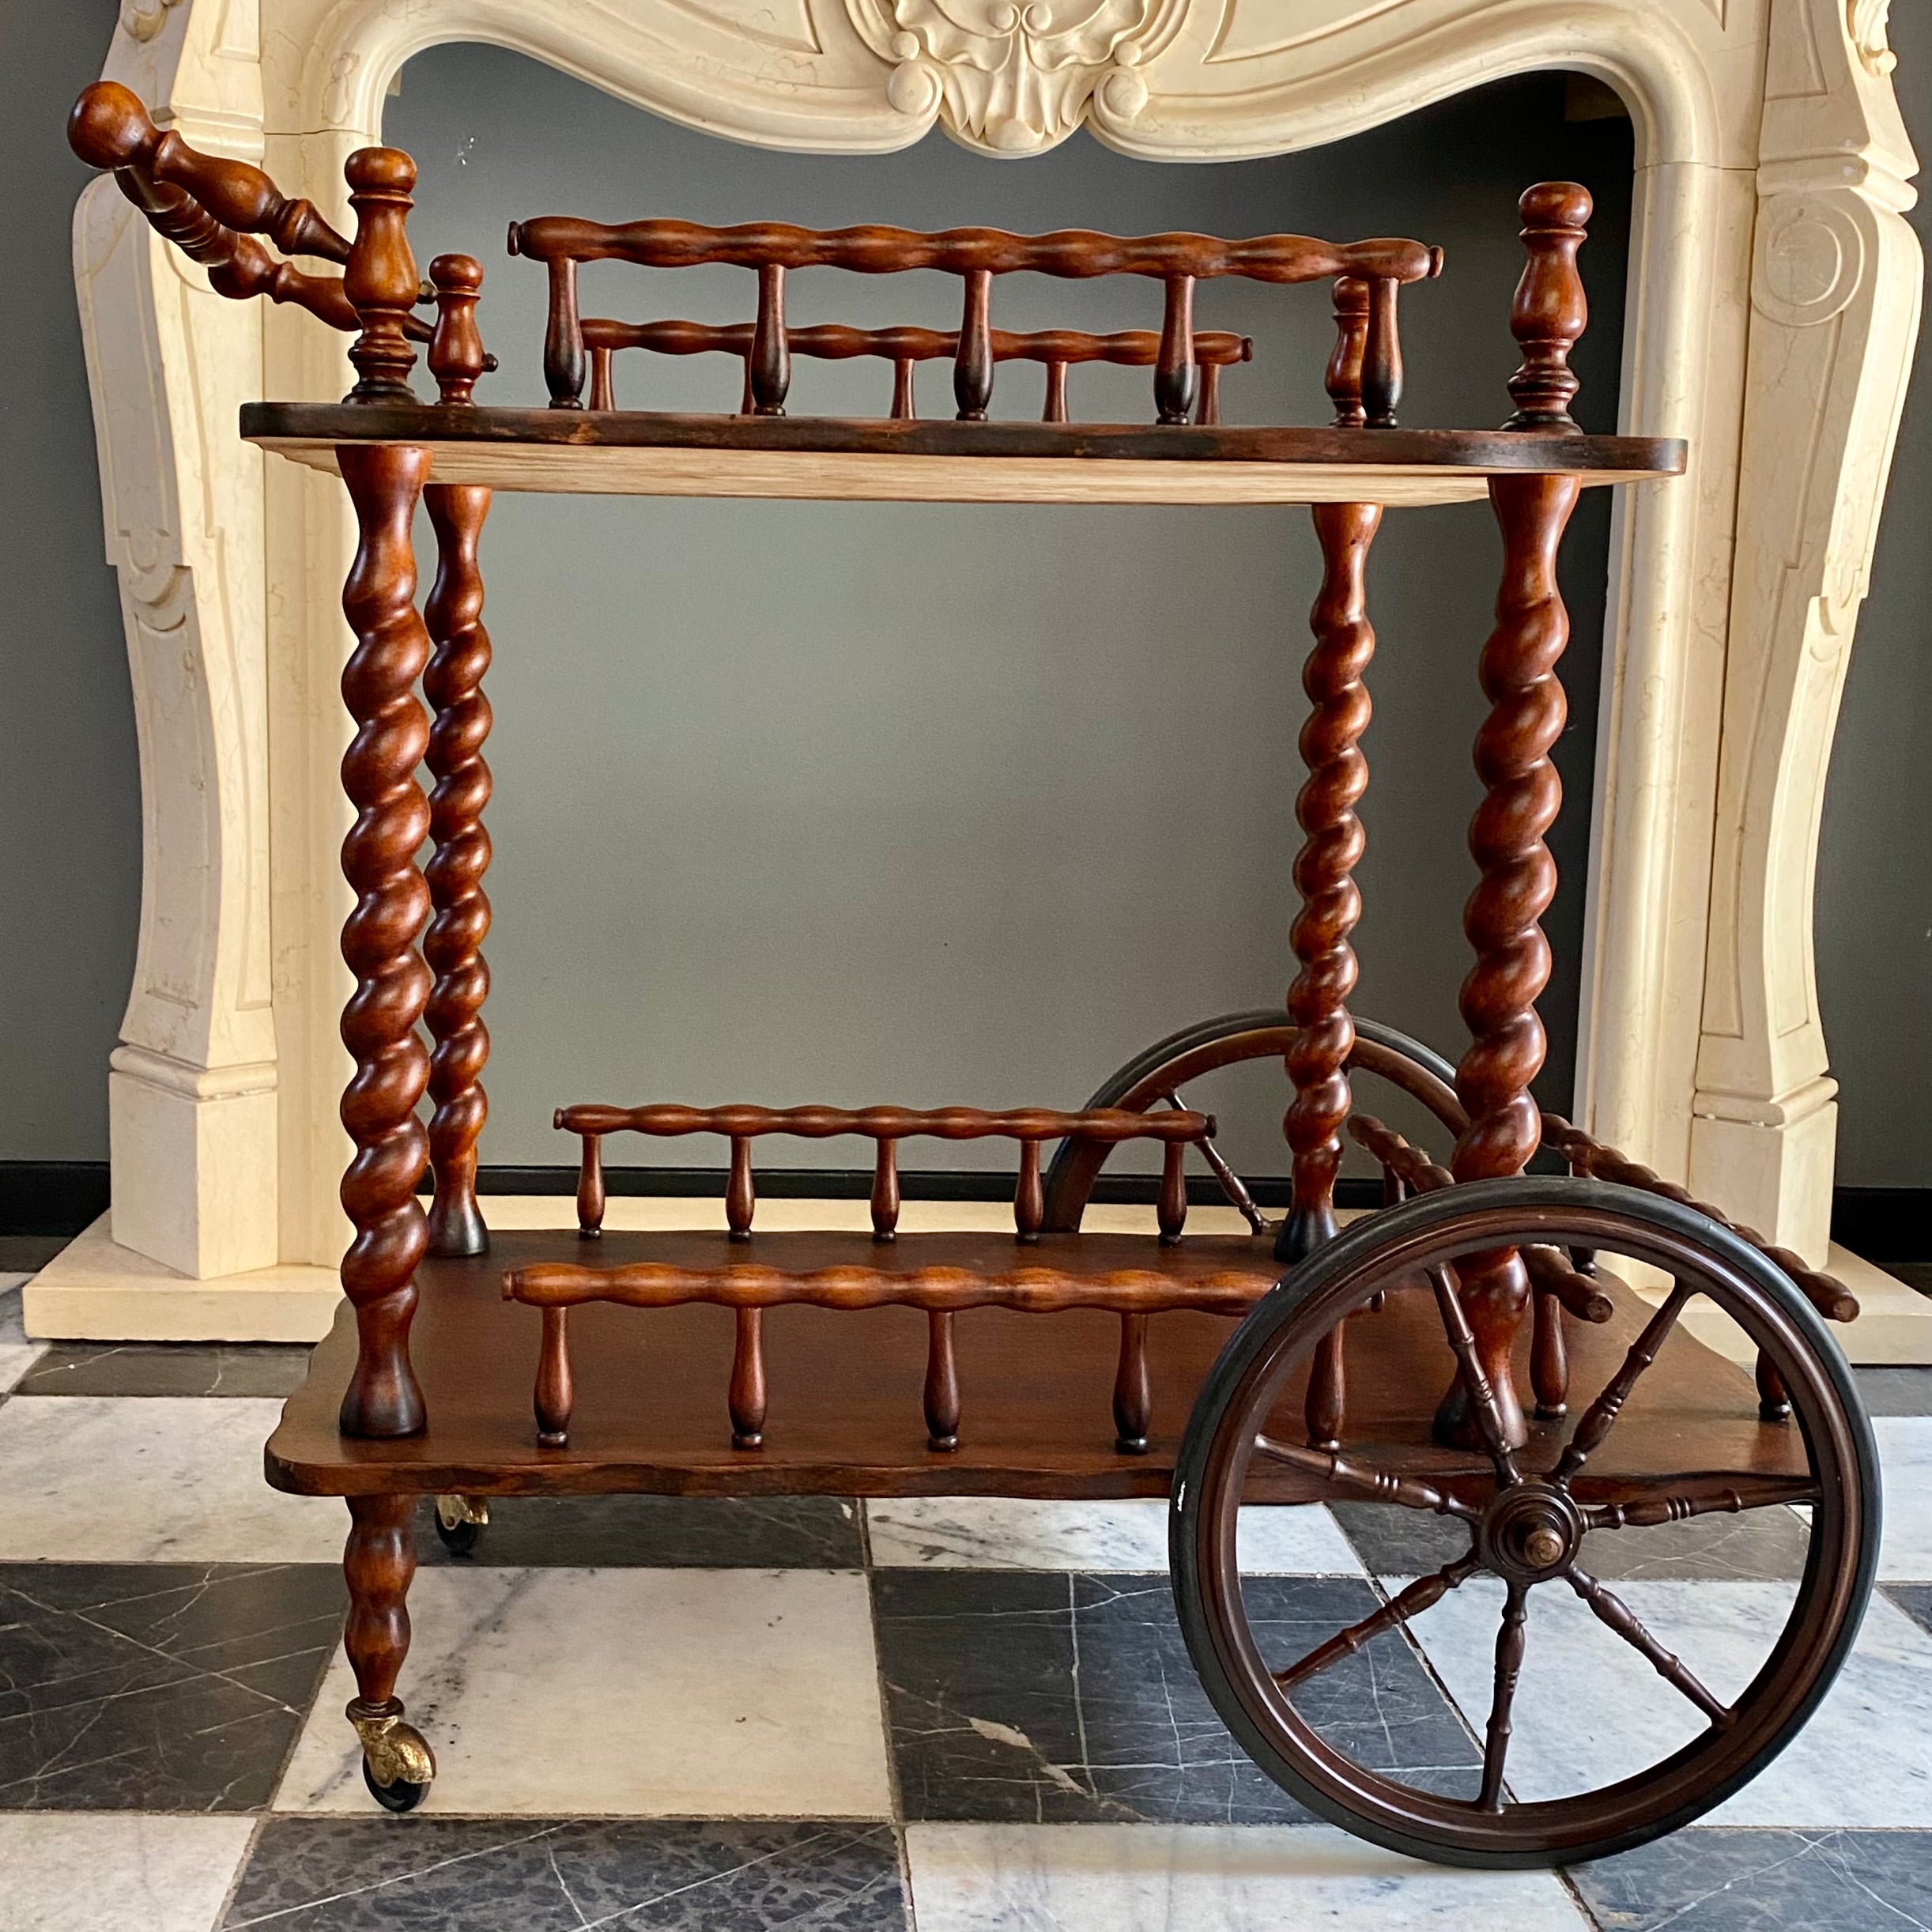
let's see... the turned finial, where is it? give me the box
[428,254,494,404]
[1506,181,1591,428]
[69,81,159,172]
[343,146,421,402]
[1326,277,1371,427]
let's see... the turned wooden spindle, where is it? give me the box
[1155,274,1198,425]
[573,1129,606,1238]
[1506,183,1592,428]
[891,357,916,421]
[730,1307,768,1447]
[1755,1353,1793,1424]
[422,482,494,1258]
[1326,277,1370,427]
[427,254,492,405]
[871,1139,900,1241]
[1360,277,1402,428]
[335,443,434,1438]
[749,264,790,415]
[515,228,584,407]
[342,1494,417,1741]
[342,149,421,402]
[1437,472,1582,1453]
[1157,1139,1188,1244]
[924,1310,960,1451]
[535,1306,573,1443]
[954,269,994,421]
[726,1135,756,1240]
[1196,361,1223,425]
[737,357,755,417]
[1530,1285,1569,1420]
[1015,1140,1045,1242]
[588,346,616,410]
[1113,1315,1152,1454]
[1043,360,1070,424]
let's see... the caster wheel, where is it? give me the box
[363,1756,429,1813]
[433,1495,489,1557]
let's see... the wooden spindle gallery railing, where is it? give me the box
[533,1100,1221,1454]
[67,82,496,407]
[509,216,1441,421]
[581,319,1255,422]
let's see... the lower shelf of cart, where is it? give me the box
[265,1228,1809,1502]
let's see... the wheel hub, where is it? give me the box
[1479,1482,1583,1581]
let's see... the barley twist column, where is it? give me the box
[1437,472,1579,1452]
[423,484,494,1258]
[337,443,434,1438]
[1281,501,1380,1448]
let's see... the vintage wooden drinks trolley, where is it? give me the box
[71,81,1881,1868]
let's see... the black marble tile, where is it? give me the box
[1568,1828,1932,1930]
[1856,1365,1932,1416]
[1882,1583,1932,1637]
[221,1817,907,1930]
[873,1569,1479,1824]
[0,1563,342,1809]
[412,1493,863,1567]
[1330,1499,1811,1581]
[13,1342,313,1398]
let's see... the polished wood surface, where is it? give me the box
[421,483,494,1258]
[335,446,435,1436]
[266,1230,1810,1504]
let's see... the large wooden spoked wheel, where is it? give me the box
[1169,1177,1878,1868]
[1042,1009,1465,1234]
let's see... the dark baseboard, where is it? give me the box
[1830,1187,1931,1265]
[0,1161,110,1238]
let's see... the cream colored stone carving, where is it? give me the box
[43,0,1923,1366]
[844,0,1187,152]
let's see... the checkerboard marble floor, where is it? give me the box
[2,1270,1930,1930]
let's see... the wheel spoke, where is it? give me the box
[1254,1435,1481,1519]
[1274,1553,1482,1692]
[1477,1580,1530,1811]
[1580,1473,1820,1531]
[1552,1285,1692,1488]
[1165,1092,1268,1235]
[1426,1265,1521,1486]
[1567,1568,1734,1729]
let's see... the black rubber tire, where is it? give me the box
[1168,1175,1881,1870]
[433,1513,482,1558]
[363,1758,429,1813]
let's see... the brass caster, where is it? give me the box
[433,1494,489,1557]
[351,1704,436,1813]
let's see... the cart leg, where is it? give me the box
[423,483,495,1259]
[1437,472,1581,1453]
[1281,500,1381,1450]
[337,443,434,1439]
[344,1494,435,1811]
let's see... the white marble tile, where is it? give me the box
[0,1395,344,1562]
[1877,1415,1932,1581]
[0,1274,47,1391]
[275,1565,893,1817]
[0,1813,256,1931]
[1403,1575,1932,1827]
[865,1496,1363,1575]
[904,1822,1591,1930]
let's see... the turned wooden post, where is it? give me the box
[730,1307,768,1447]
[954,269,994,421]
[535,1306,573,1443]
[871,1139,900,1240]
[427,253,492,405]
[726,1136,756,1240]
[1438,474,1581,1451]
[891,357,917,421]
[588,346,616,411]
[1015,1140,1044,1241]
[1326,278,1370,427]
[335,444,434,1438]
[1360,278,1402,427]
[343,1494,417,1722]
[1155,274,1198,425]
[925,1311,960,1450]
[1113,1315,1151,1454]
[573,1130,606,1238]
[342,149,421,402]
[1043,360,1070,424]
[1530,1285,1569,1420]
[422,483,494,1258]
[749,264,790,415]
[1195,361,1223,425]
[1505,183,1591,428]
[537,252,585,407]
[1157,1139,1188,1244]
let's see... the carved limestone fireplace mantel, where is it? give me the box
[32,0,1926,1350]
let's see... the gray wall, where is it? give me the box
[383,46,1629,1178]
[0,6,1923,1194]
[1815,2,1932,1189]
